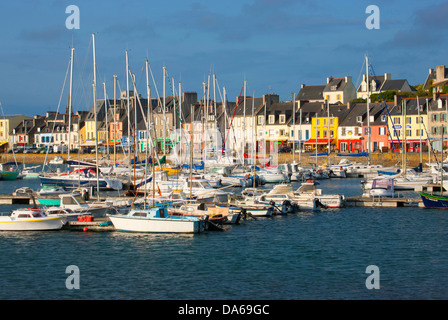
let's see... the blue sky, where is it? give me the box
[0,0,447,116]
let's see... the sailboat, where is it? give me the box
[420,127,448,208]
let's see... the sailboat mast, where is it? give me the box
[366,54,371,166]
[417,96,422,165]
[103,82,109,160]
[163,66,166,157]
[292,93,295,164]
[68,47,74,160]
[113,74,117,165]
[243,80,246,162]
[92,33,100,201]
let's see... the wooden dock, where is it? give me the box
[0,195,36,205]
[345,196,423,208]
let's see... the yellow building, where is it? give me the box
[305,104,345,152]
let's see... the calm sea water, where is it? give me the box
[0,168,447,300]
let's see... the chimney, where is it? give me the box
[429,68,434,75]
[436,65,445,82]
[345,76,352,83]
[327,77,332,84]
[347,102,351,109]
[384,73,391,80]
[301,84,305,89]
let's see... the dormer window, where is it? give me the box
[331,85,337,91]
[356,116,362,123]
[279,114,285,124]
[269,115,275,124]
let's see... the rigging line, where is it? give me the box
[221,84,244,157]
[369,63,402,158]
[42,54,72,172]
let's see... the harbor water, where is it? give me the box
[0,172,447,300]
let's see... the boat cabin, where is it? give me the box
[130,208,169,219]
[13,209,47,219]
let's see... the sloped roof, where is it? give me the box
[296,85,325,101]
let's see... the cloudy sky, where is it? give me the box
[0,0,446,116]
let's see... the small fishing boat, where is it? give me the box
[0,208,64,231]
[109,206,207,233]
[167,202,229,230]
[419,192,448,209]
[47,194,110,218]
[0,162,20,181]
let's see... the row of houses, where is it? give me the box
[2,64,448,155]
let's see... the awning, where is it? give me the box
[304,138,334,145]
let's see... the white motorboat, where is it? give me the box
[50,194,110,218]
[362,177,402,198]
[266,184,318,211]
[293,180,345,208]
[109,206,207,233]
[0,208,64,231]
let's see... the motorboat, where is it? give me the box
[362,177,402,198]
[0,208,64,231]
[167,202,229,230]
[48,194,110,218]
[109,206,207,233]
[266,184,318,211]
[293,180,345,208]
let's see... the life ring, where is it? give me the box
[245,174,249,180]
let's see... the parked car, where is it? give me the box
[278,146,292,153]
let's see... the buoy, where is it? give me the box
[83,227,88,232]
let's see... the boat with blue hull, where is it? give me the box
[39,167,123,191]
[419,192,448,208]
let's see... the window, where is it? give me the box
[330,118,334,125]
[406,129,412,136]
[330,130,334,138]
[316,119,320,126]
[258,116,264,125]
[381,115,386,122]
[269,115,275,124]
[356,116,362,123]
[326,95,330,101]
[336,94,341,101]
[323,130,327,138]
[280,129,285,136]
[406,117,412,124]
[341,128,346,136]
[317,130,320,138]
[279,114,285,124]
[394,118,400,124]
